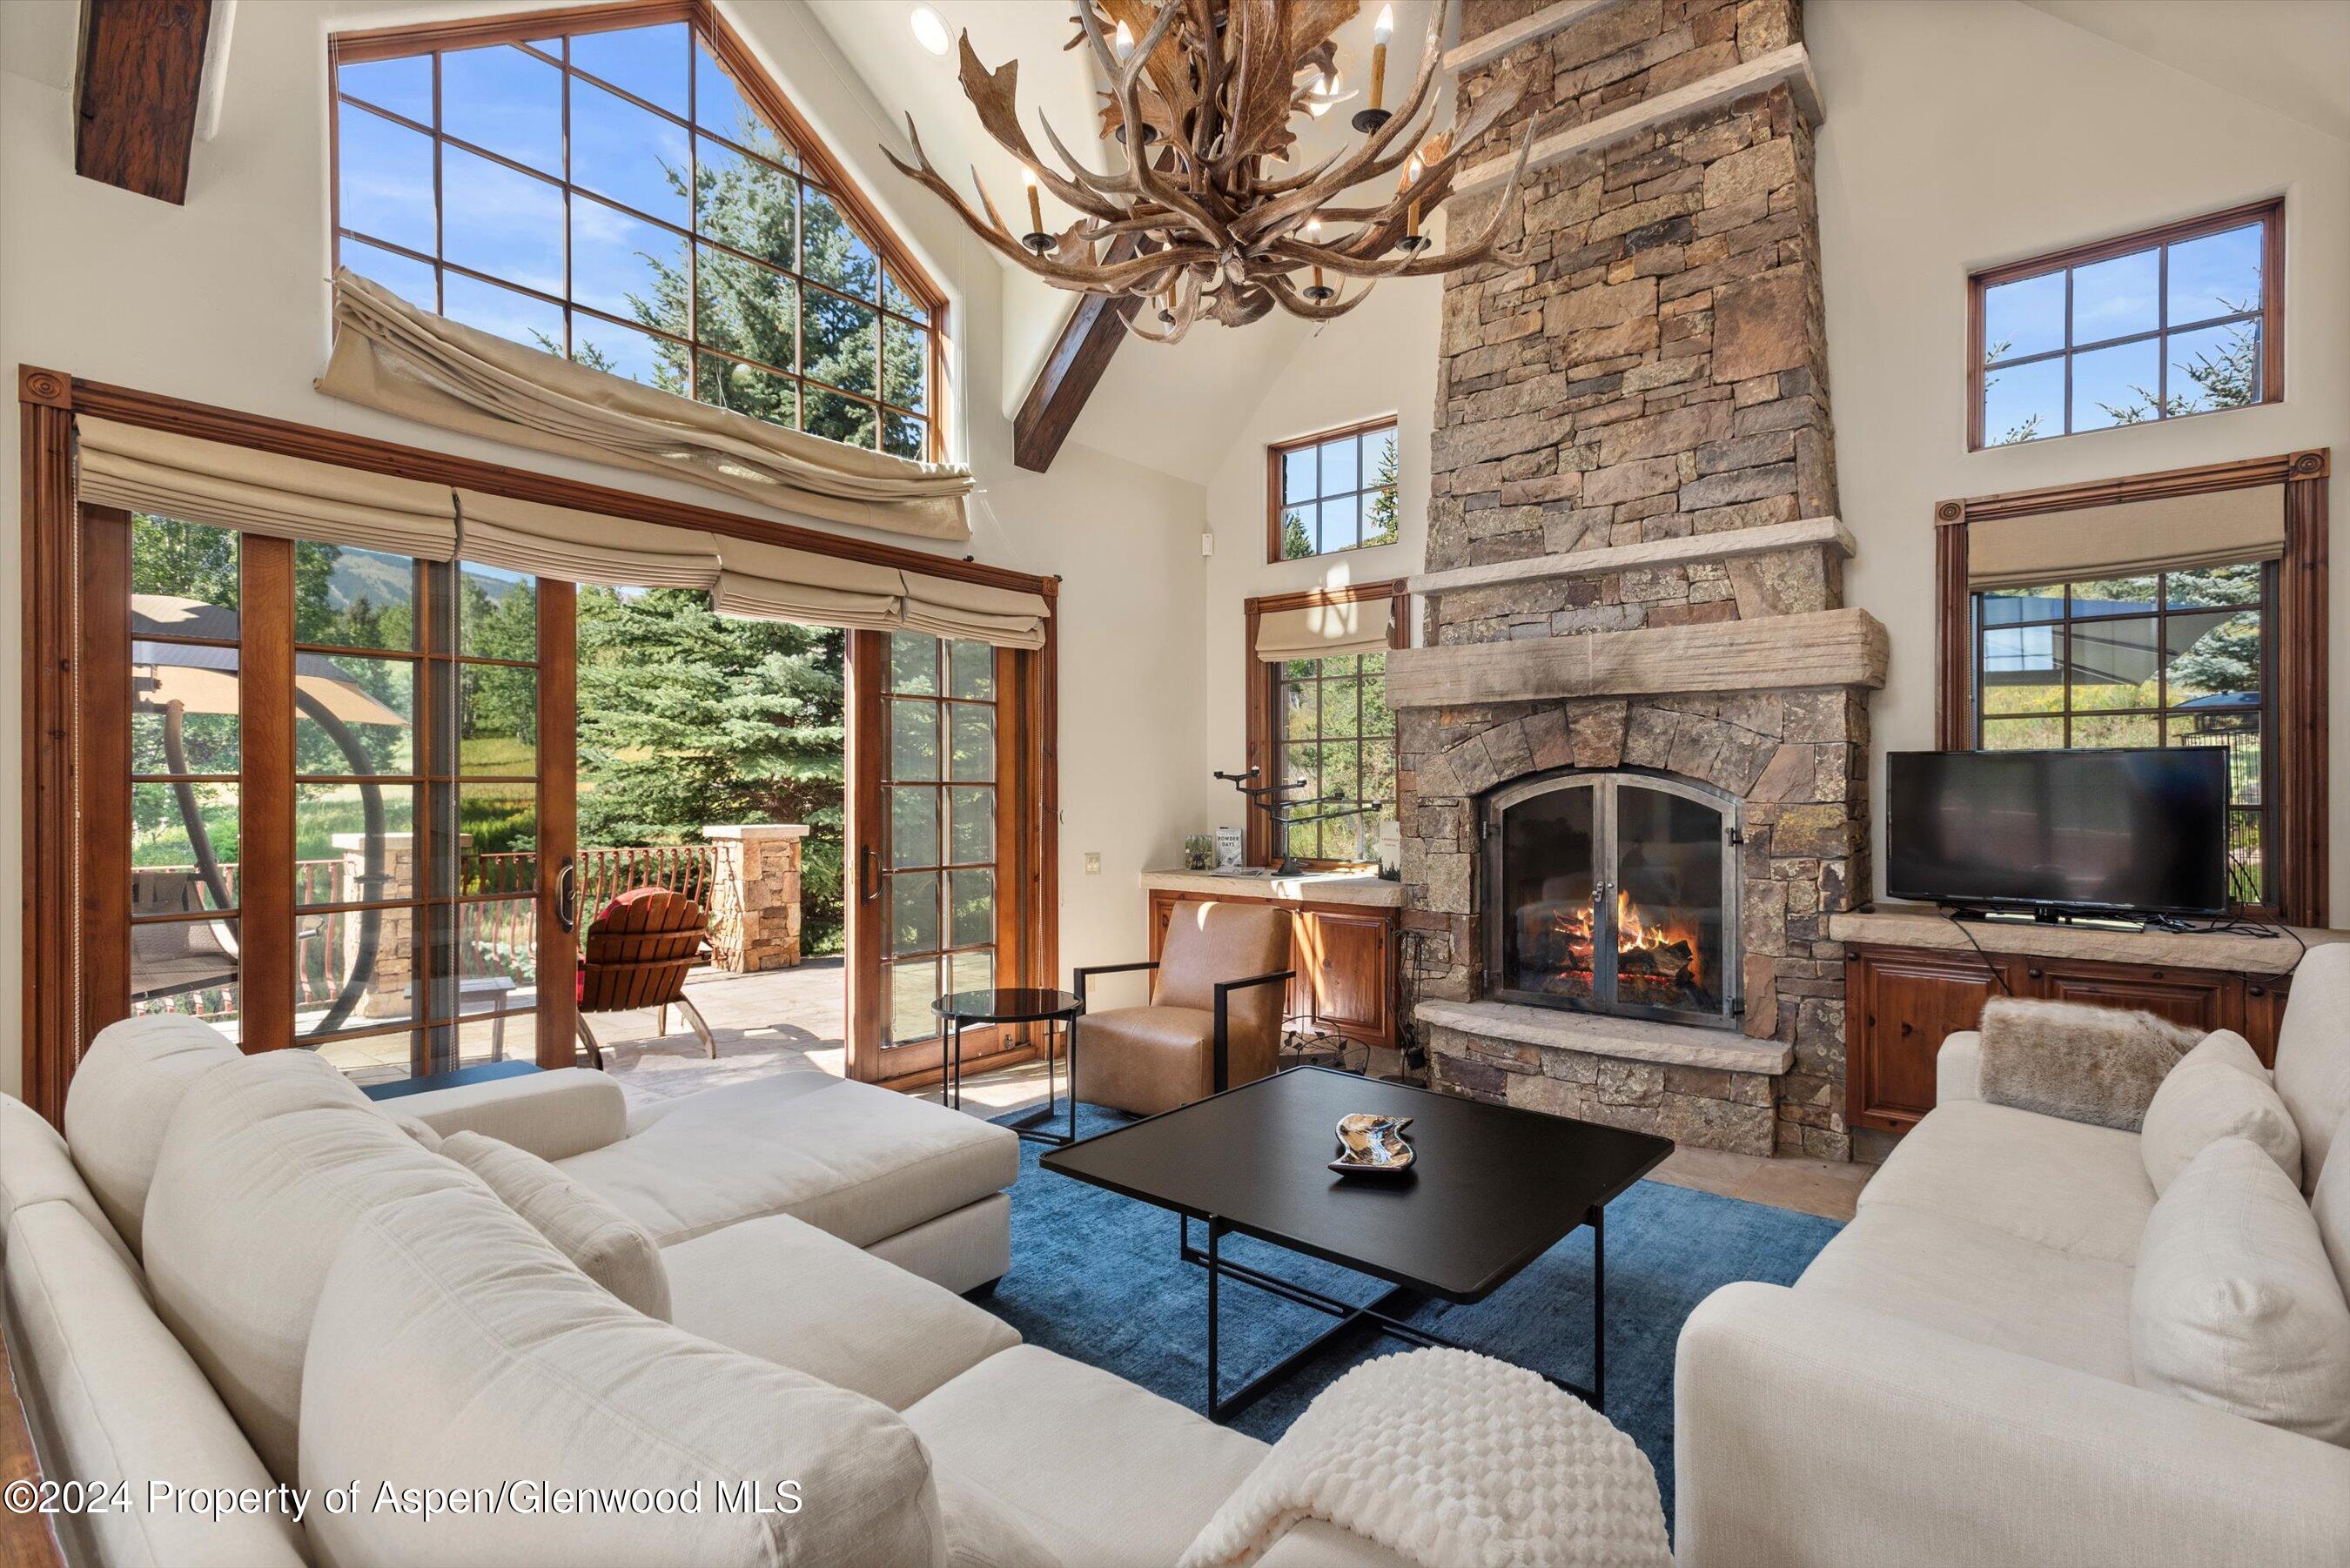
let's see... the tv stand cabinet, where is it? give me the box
[1832,908,2342,1136]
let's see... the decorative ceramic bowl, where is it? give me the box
[1330,1113,1414,1176]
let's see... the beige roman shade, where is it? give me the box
[1254,594,1395,661]
[1968,486,2286,589]
[317,270,974,542]
[900,572,1051,651]
[455,491,720,590]
[711,537,908,633]
[77,419,458,560]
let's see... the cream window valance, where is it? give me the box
[77,418,459,560]
[317,270,974,542]
[455,490,721,591]
[1968,486,2286,589]
[901,572,1051,651]
[1254,594,1394,662]
[711,537,909,634]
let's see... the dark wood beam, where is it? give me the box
[1012,237,1142,473]
[77,0,213,204]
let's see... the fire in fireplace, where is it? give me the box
[1485,771,1741,1029]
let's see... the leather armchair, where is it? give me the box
[1072,902,1294,1116]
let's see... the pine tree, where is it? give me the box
[574,586,847,951]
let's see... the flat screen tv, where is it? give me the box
[1886,749,2229,917]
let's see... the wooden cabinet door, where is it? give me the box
[1300,908,1393,1041]
[2026,958,2232,1035]
[1847,947,2008,1132]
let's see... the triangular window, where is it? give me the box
[332,2,942,460]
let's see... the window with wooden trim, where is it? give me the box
[1975,563,2274,905]
[1270,419,1400,561]
[1272,652,1398,863]
[331,1,944,460]
[1971,201,2280,449]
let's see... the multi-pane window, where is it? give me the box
[1272,419,1401,560]
[1275,652,1397,864]
[1974,202,2280,448]
[332,9,940,459]
[1975,562,2272,905]
[883,633,997,1045]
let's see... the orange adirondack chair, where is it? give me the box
[574,887,716,1069]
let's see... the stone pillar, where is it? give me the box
[701,824,808,972]
[332,831,456,1019]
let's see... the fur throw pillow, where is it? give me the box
[1978,997,2203,1132]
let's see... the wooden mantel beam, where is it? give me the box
[1011,235,1143,473]
[76,0,214,204]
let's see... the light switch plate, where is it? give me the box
[1084,852,1102,875]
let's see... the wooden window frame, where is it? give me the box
[1266,416,1401,564]
[1933,449,2330,927]
[18,365,1058,1125]
[329,0,950,463]
[1241,580,1408,868]
[1969,198,2283,452]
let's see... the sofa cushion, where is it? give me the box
[2140,1049,2300,1195]
[4,1201,307,1567]
[558,1070,1019,1249]
[441,1129,670,1320]
[62,1013,239,1254]
[391,1065,628,1162]
[140,1047,486,1482]
[2131,1136,2350,1444]
[300,1185,943,1567]
[663,1210,1019,1409]
[939,1472,1065,1568]
[906,1344,1266,1568]
[0,1095,134,1273]
[2313,1122,2350,1304]
[1857,1097,2153,1263]
[2274,941,2350,1194]
[1977,996,2199,1133]
[1796,1203,2135,1380]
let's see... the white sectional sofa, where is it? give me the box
[1675,942,2350,1568]
[0,1015,1413,1566]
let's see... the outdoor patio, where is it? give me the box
[587,956,1056,1121]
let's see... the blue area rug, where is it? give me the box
[983,1103,1840,1519]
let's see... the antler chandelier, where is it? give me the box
[885,0,1532,342]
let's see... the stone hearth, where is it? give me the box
[1393,0,1877,1159]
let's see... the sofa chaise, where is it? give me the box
[0,1015,1419,1566]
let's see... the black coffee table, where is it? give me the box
[1042,1067,1671,1421]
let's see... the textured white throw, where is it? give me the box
[1178,1348,1671,1568]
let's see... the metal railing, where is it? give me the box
[132,842,721,1024]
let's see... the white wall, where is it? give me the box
[1194,278,1442,837]
[0,0,1207,1096]
[1811,0,2350,915]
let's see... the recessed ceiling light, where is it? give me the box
[910,6,950,56]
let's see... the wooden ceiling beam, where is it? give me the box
[1011,235,1144,473]
[76,0,214,204]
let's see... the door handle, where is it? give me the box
[861,845,881,902]
[555,856,577,933]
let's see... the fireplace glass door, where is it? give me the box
[1488,772,1738,1028]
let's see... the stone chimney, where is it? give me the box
[1390,0,1882,1160]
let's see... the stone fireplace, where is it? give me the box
[1487,769,1740,1029]
[1387,0,1883,1159]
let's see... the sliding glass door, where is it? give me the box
[80,505,576,1082]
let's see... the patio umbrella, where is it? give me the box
[131,594,405,1034]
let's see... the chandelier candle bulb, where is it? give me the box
[1371,6,1393,109]
[1113,19,1133,61]
[1024,169,1043,234]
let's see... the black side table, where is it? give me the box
[932,987,1084,1146]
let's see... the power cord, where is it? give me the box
[1943,910,2014,998]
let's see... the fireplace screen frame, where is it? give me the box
[1481,768,1743,1029]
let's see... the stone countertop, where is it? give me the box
[1138,868,1405,908]
[1828,906,2344,979]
